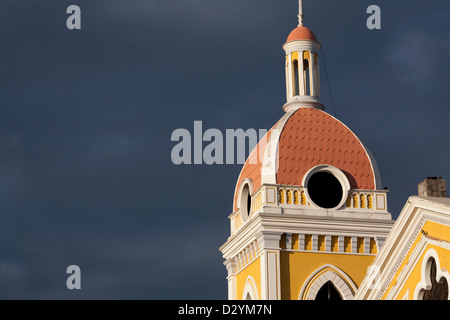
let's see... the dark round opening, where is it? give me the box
[247,193,252,216]
[240,183,252,220]
[307,171,343,209]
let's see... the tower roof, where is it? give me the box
[233,107,381,211]
[286,26,317,42]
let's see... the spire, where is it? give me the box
[298,0,304,27]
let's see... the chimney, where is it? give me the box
[418,177,447,198]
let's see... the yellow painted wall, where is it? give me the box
[382,220,450,300]
[235,257,261,300]
[280,251,375,300]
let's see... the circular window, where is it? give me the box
[303,165,350,210]
[307,172,343,208]
[240,183,252,221]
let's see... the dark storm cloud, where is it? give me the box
[0,0,448,299]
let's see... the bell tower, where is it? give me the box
[220,1,395,300]
[283,0,323,112]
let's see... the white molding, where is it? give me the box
[283,40,321,55]
[299,264,357,300]
[220,211,394,262]
[282,95,324,112]
[242,276,260,300]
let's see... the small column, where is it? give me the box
[287,53,293,99]
[309,51,315,97]
[375,236,386,250]
[298,234,305,250]
[286,233,293,250]
[311,234,318,251]
[299,51,305,95]
[364,237,371,254]
[314,53,320,97]
[325,235,332,252]
[285,55,291,100]
[338,236,345,253]
[351,237,358,253]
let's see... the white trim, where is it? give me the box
[299,50,305,96]
[236,178,254,222]
[242,276,260,300]
[260,111,295,184]
[309,50,315,97]
[283,40,321,56]
[299,264,357,300]
[302,164,351,210]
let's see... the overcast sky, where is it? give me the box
[0,0,448,299]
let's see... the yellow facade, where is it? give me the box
[280,251,375,299]
[233,234,379,300]
[235,257,261,300]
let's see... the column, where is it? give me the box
[314,53,320,97]
[224,259,237,300]
[338,236,345,253]
[325,235,332,252]
[309,51,315,97]
[351,237,358,253]
[298,234,305,250]
[364,237,371,254]
[257,231,282,300]
[285,55,290,101]
[287,53,293,99]
[311,234,318,251]
[299,51,305,95]
[286,233,293,250]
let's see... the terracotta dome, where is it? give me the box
[286,26,317,42]
[233,107,381,211]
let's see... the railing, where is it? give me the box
[229,184,388,235]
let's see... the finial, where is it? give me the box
[298,0,304,26]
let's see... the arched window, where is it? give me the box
[299,264,357,300]
[414,248,450,300]
[303,59,310,96]
[239,180,253,222]
[293,60,299,96]
[242,276,259,300]
[315,281,342,300]
[422,258,449,300]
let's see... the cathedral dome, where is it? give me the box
[233,107,381,211]
[286,26,317,42]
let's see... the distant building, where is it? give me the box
[219,2,450,300]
